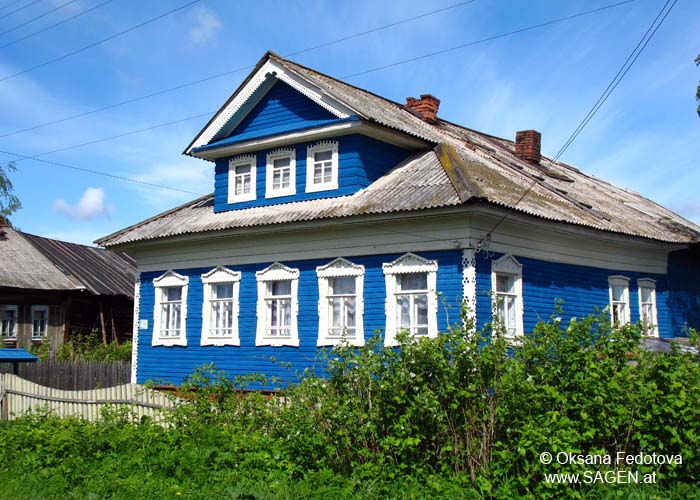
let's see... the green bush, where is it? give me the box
[54,329,132,362]
[2,310,699,499]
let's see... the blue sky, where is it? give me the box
[1,0,698,245]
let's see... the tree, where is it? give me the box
[696,53,700,117]
[0,161,21,223]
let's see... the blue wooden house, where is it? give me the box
[97,52,700,386]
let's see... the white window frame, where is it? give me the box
[491,254,524,338]
[265,148,296,198]
[30,305,49,340]
[255,262,299,347]
[152,271,189,347]
[306,141,339,193]
[201,266,242,346]
[383,253,438,347]
[228,154,257,203]
[316,258,365,347]
[0,304,18,340]
[608,275,630,326]
[637,278,658,337]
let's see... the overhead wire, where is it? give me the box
[0,0,25,13]
[0,0,78,38]
[0,0,199,84]
[478,0,678,246]
[0,0,113,50]
[0,0,41,21]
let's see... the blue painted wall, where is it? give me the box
[667,248,700,334]
[475,252,672,337]
[136,250,464,386]
[213,134,410,213]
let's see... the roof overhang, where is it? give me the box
[190,119,429,160]
[184,55,364,156]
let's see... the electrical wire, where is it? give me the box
[0,0,41,21]
[0,0,199,84]
[0,0,25,14]
[0,0,79,38]
[479,0,677,244]
[0,0,112,50]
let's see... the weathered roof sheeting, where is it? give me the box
[0,226,135,297]
[97,52,700,247]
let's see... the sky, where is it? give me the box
[0,0,698,245]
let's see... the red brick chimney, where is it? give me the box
[404,94,440,124]
[515,130,541,163]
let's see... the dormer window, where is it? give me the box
[228,155,256,203]
[306,141,338,192]
[266,148,296,198]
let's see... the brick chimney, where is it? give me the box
[515,130,541,163]
[404,94,440,124]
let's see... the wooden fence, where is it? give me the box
[0,373,179,422]
[0,360,131,390]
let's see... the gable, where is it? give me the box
[227,81,337,141]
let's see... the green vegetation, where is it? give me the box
[0,160,20,223]
[2,310,700,499]
[30,329,132,362]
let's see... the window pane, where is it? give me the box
[397,295,411,329]
[507,296,516,333]
[330,277,355,295]
[273,157,290,168]
[331,297,342,328]
[415,294,428,326]
[236,164,251,175]
[165,287,182,301]
[314,150,332,162]
[496,274,514,293]
[271,280,291,296]
[214,283,233,299]
[398,273,427,291]
[345,297,356,329]
[612,285,625,302]
[640,287,652,303]
[496,300,507,326]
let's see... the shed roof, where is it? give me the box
[97,52,700,247]
[0,226,135,297]
[0,348,38,363]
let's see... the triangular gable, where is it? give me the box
[185,54,357,154]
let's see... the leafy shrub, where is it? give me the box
[54,329,132,362]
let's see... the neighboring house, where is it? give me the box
[0,222,136,350]
[96,51,700,386]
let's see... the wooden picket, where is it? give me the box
[0,360,131,390]
[0,373,179,422]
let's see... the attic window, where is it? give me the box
[228,155,256,203]
[265,148,296,198]
[306,141,338,192]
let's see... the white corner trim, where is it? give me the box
[152,271,189,347]
[228,154,257,203]
[187,59,353,153]
[491,254,524,338]
[200,266,242,347]
[255,262,300,347]
[316,258,365,347]
[305,140,339,193]
[131,275,141,383]
[265,147,296,198]
[383,253,439,347]
[462,249,477,325]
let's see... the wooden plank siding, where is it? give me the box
[0,360,131,390]
[0,373,177,422]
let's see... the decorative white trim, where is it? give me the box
[131,275,141,383]
[316,258,365,347]
[201,267,242,346]
[637,278,658,337]
[0,304,18,340]
[608,275,631,325]
[152,271,189,347]
[228,154,257,203]
[265,148,296,198]
[255,262,300,347]
[187,59,353,154]
[383,253,439,347]
[462,249,477,325]
[306,141,339,193]
[30,305,49,340]
[491,254,524,338]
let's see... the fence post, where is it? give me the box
[1,375,7,420]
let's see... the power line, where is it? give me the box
[0,147,205,195]
[480,0,677,244]
[0,0,482,139]
[0,0,79,38]
[0,0,41,21]
[0,0,112,50]
[0,0,199,84]
[0,0,24,13]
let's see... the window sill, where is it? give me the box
[306,182,338,193]
[256,336,299,347]
[201,337,240,347]
[152,336,187,347]
[265,188,296,199]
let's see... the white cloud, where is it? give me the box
[188,7,222,44]
[53,187,112,220]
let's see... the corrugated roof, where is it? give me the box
[0,226,135,296]
[97,52,700,247]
